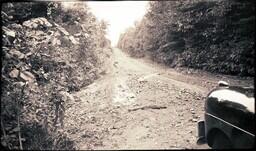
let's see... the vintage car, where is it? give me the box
[197,81,255,149]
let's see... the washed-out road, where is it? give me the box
[63,48,253,149]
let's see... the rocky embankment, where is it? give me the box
[1,2,111,149]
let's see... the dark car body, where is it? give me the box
[197,82,255,149]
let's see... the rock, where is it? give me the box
[2,27,16,45]
[10,23,22,30]
[136,90,141,94]
[14,81,26,88]
[176,96,181,99]
[54,30,61,37]
[39,17,52,27]
[138,77,147,83]
[1,11,9,20]
[52,37,61,46]
[192,118,197,122]
[25,52,33,58]
[23,20,38,29]
[75,37,80,42]
[9,49,25,59]
[74,33,82,37]
[57,26,70,36]
[47,30,54,37]
[9,68,19,78]
[2,26,16,38]
[20,71,35,82]
[60,36,71,46]
[59,91,75,102]
[190,108,196,114]
[84,33,90,38]
[53,22,60,27]
[23,17,52,29]
[43,73,49,80]
[2,46,9,51]
[34,30,45,37]
[175,124,181,127]
[130,95,135,99]
[69,36,79,44]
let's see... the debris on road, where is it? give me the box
[128,105,167,112]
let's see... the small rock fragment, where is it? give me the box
[130,95,135,98]
[14,82,26,88]
[190,108,195,114]
[52,37,61,46]
[192,118,197,122]
[69,35,79,44]
[74,33,82,37]
[20,71,35,82]
[9,68,19,78]
[25,52,33,58]
[176,96,181,99]
[57,26,70,36]
[3,27,16,38]
[9,49,25,59]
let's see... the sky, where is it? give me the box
[86,1,149,46]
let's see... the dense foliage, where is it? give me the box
[1,2,111,149]
[118,0,255,76]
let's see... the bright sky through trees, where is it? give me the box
[87,1,148,46]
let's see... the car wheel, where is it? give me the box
[212,132,232,149]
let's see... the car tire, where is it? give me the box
[212,132,232,149]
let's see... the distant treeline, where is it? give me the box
[117,0,255,76]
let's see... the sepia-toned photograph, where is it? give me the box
[1,0,254,150]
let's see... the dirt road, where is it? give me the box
[63,48,253,149]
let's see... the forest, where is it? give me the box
[117,0,255,76]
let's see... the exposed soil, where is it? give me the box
[63,48,253,149]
